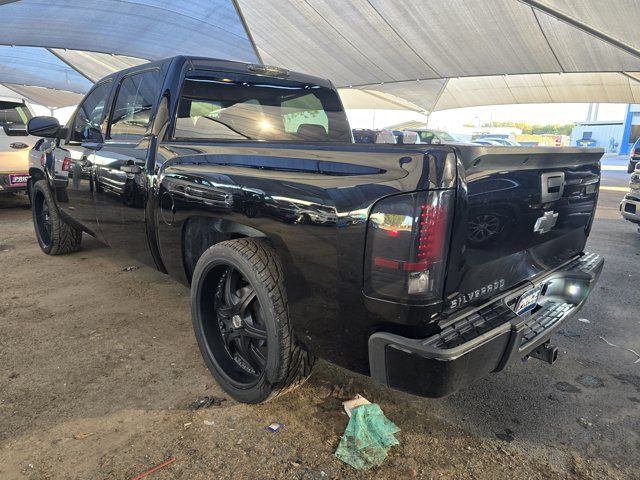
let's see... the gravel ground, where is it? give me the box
[0,185,638,480]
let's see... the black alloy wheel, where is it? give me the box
[30,180,82,255]
[191,239,314,403]
[34,190,52,249]
[212,266,268,384]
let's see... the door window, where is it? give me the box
[109,70,161,141]
[71,81,112,142]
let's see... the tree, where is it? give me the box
[481,121,572,136]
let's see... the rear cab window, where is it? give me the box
[173,72,351,142]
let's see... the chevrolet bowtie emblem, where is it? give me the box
[534,211,558,234]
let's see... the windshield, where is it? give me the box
[0,101,31,127]
[175,74,352,142]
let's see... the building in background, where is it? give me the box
[619,104,640,155]
[570,121,624,151]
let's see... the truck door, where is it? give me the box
[93,69,162,268]
[57,80,113,241]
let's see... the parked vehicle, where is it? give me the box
[352,128,376,144]
[620,163,640,228]
[480,137,521,146]
[408,129,464,144]
[27,56,604,404]
[472,139,503,146]
[627,137,640,173]
[0,97,35,195]
[352,128,396,144]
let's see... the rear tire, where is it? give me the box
[191,238,314,403]
[31,180,82,255]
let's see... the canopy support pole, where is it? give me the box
[46,48,95,84]
[518,0,640,60]
[232,0,264,65]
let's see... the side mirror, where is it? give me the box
[635,163,640,173]
[27,116,66,139]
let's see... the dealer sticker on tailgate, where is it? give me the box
[513,284,543,316]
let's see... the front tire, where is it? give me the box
[191,238,314,403]
[31,180,82,255]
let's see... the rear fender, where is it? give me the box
[181,215,269,282]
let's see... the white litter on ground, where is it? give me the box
[578,318,591,323]
[600,336,640,364]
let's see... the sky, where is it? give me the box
[346,103,629,134]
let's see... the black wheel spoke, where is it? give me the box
[225,329,242,347]
[243,322,267,341]
[237,338,264,372]
[224,267,237,306]
[237,287,256,317]
[234,336,256,371]
[247,344,266,370]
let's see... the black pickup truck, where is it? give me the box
[26,56,604,404]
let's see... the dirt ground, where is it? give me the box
[0,189,638,480]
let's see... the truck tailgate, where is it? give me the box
[444,146,602,312]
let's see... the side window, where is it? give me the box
[71,81,112,142]
[109,70,160,141]
[281,93,328,134]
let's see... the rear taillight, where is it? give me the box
[61,157,71,171]
[40,154,45,167]
[364,190,453,304]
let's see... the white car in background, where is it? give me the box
[0,97,35,195]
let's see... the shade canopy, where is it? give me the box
[1,84,84,108]
[1,0,640,111]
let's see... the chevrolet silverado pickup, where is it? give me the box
[26,56,604,403]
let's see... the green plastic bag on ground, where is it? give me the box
[335,403,400,470]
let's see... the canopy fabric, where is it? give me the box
[236,0,640,82]
[49,49,148,82]
[2,0,640,111]
[337,89,425,112]
[357,72,640,111]
[2,84,84,108]
[0,45,92,93]
[0,0,257,62]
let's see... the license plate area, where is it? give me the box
[8,173,29,187]
[512,284,543,316]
